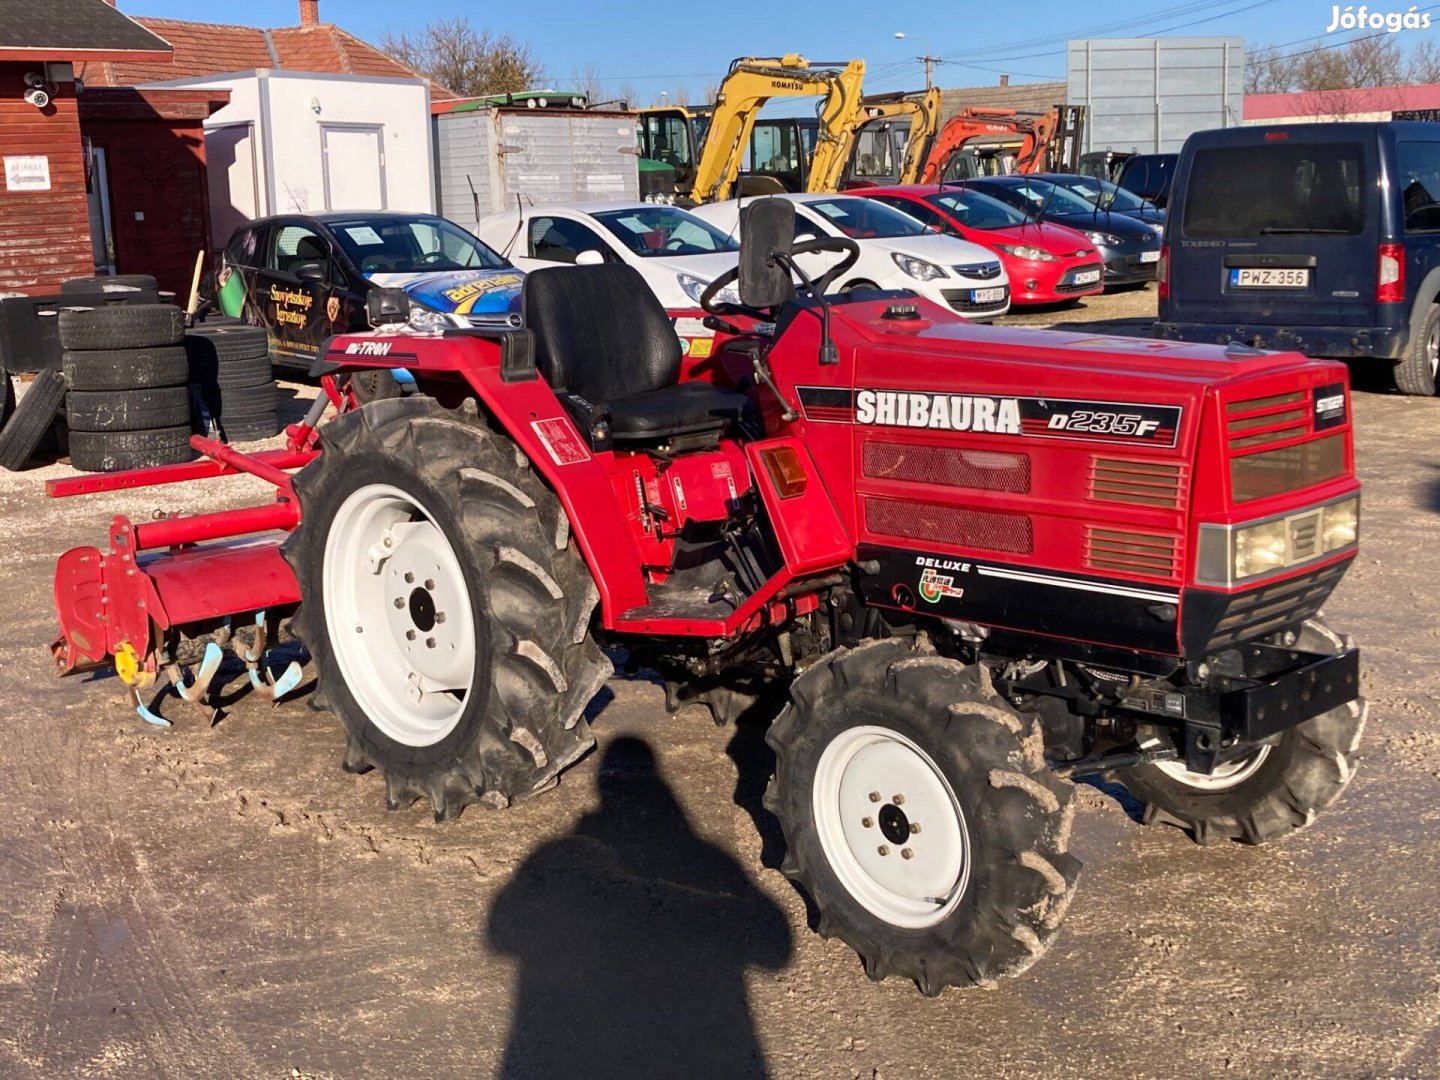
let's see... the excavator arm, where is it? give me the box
[918,106,1061,184]
[835,87,943,188]
[685,54,866,204]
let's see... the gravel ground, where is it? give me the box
[1,292,1438,1080]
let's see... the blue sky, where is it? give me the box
[122,0,1430,104]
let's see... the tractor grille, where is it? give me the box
[1225,390,1309,450]
[1201,560,1348,652]
[865,497,1032,554]
[1054,264,1104,293]
[1088,457,1185,509]
[862,442,1031,493]
[940,287,1010,314]
[1084,526,1178,579]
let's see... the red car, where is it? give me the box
[855,184,1104,305]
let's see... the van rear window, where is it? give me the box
[1182,143,1365,237]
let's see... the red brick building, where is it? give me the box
[0,0,172,294]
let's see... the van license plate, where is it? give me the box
[971,287,1005,303]
[1231,267,1310,288]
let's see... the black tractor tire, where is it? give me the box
[58,304,184,351]
[2,375,13,431]
[68,424,196,473]
[1114,618,1365,845]
[185,324,270,362]
[218,411,281,443]
[206,380,278,417]
[1394,303,1439,396]
[765,639,1080,994]
[63,346,189,392]
[61,274,158,294]
[189,352,272,390]
[284,395,611,819]
[66,386,190,433]
[0,369,66,471]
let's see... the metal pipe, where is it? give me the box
[189,437,299,489]
[46,448,317,498]
[134,501,300,551]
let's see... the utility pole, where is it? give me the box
[894,32,942,90]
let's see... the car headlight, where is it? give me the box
[407,305,451,333]
[1086,231,1124,247]
[891,253,947,281]
[1196,495,1359,585]
[677,272,737,306]
[995,243,1058,263]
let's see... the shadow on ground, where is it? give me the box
[486,736,792,1080]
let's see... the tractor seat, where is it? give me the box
[523,264,748,443]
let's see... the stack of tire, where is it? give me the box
[59,304,197,473]
[184,323,281,443]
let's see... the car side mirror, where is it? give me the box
[574,249,605,266]
[296,262,327,284]
[738,199,796,309]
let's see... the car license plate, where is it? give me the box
[971,287,1005,303]
[1230,267,1310,288]
[1139,251,1160,264]
[1073,269,1101,284]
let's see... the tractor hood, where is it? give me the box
[367,267,526,316]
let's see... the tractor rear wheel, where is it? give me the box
[1114,618,1366,845]
[765,639,1079,994]
[285,396,610,819]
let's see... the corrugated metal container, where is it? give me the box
[1067,37,1244,154]
[434,107,638,228]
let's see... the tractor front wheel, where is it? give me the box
[285,396,610,819]
[765,639,1079,994]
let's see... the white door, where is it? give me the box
[205,123,260,248]
[322,125,386,211]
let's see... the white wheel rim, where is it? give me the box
[812,725,970,929]
[322,483,477,747]
[1153,745,1271,791]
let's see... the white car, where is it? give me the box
[474,201,740,310]
[690,193,1012,320]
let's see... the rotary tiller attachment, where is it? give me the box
[233,609,306,703]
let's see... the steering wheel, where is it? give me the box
[699,235,861,317]
[417,251,448,267]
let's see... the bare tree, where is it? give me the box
[380,17,543,98]
[617,83,639,111]
[1410,39,1440,83]
[1246,42,1298,93]
[1246,34,1410,95]
[568,63,605,105]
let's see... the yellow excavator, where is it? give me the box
[637,54,865,205]
[834,87,944,189]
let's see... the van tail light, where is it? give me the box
[1157,244,1169,301]
[1378,243,1405,303]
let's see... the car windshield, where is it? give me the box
[800,197,927,238]
[925,189,1031,230]
[1054,176,1150,212]
[591,206,739,257]
[973,179,1102,217]
[330,215,509,275]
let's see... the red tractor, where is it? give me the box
[49,202,1365,995]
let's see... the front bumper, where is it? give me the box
[1101,248,1159,284]
[1153,321,1408,359]
[1009,261,1105,305]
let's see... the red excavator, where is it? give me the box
[919,106,1065,183]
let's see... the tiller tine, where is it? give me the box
[125,642,224,727]
[235,609,306,703]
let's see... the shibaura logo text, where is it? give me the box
[1327,5,1431,32]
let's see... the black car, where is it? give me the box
[217,211,524,370]
[1034,173,1166,231]
[1116,154,1177,209]
[957,176,1163,287]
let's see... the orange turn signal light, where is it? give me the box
[760,446,808,499]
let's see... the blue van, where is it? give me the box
[1155,122,1440,395]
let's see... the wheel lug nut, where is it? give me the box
[868,791,881,803]
[424,578,436,590]
[910,822,921,834]
[901,848,913,860]
[861,817,873,828]
[393,597,404,609]
[892,794,905,805]
[406,630,416,641]
[404,572,415,584]
[434,612,446,624]
[425,637,436,649]
[877,845,890,856]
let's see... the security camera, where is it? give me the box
[24,86,51,109]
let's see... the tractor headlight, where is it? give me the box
[1196,495,1360,586]
[1086,231,1123,247]
[995,243,1058,263]
[407,305,451,334]
[892,253,947,281]
[677,273,737,306]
